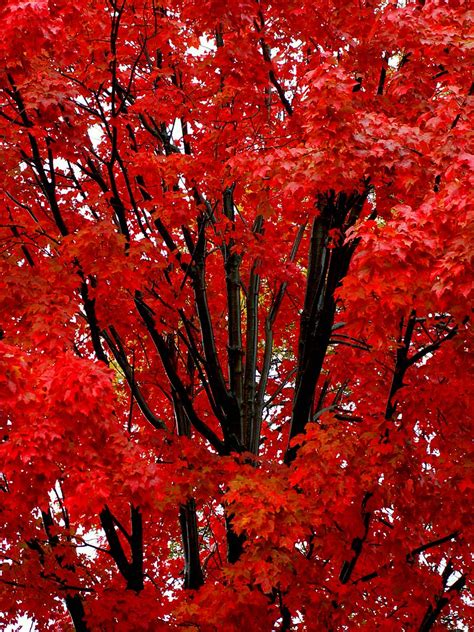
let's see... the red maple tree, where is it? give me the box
[0,0,472,630]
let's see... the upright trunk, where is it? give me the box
[40,510,90,631]
[179,499,204,589]
[225,514,246,564]
[223,185,244,444]
[170,343,204,589]
[287,190,368,461]
[243,216,264,454]
[99,504,144,592]
[64,594,89,632]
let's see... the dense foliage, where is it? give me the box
[0,0,472,629]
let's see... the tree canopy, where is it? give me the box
[0,0,472,630]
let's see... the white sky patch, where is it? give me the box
[87,124,104,149]
[187,34,217,57]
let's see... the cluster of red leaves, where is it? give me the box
[0,0,472,630]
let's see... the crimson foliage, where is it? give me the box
[0,1,472,630]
